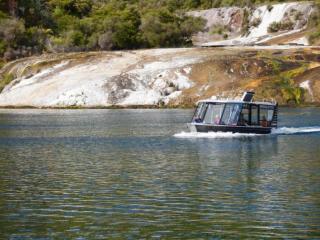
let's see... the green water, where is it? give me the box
[0,108,319,239]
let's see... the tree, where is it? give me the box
[111,7,141,49]
[8,0,17,16]
[140,8,205,47]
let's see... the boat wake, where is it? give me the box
[174,131,258,139]
[271,126,320,135]
[174,126,320,139]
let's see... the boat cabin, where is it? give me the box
[190,92,278,134]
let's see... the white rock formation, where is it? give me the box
[190,2,314,46]
[0,49,199,107]
[300,80,314,101]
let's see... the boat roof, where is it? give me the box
[197,99,277,106]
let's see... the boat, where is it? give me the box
[189,92,278,134]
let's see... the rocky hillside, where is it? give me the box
[189,2,315,46]
[0,46,319,108]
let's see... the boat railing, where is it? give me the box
[256,98,277,104]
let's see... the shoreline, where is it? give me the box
[0,104,319,110]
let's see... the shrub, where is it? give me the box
[270,60,281,74]
[111,8,142,49]
[268,20,294,33]
[280,20,294,31]
[309,28,320,44]
[0,18,25,44]
[268,21,281,32]
[86,33,99,49]
[51,30,86,51]
[251,17,261,28]
[274,71,304,104]
[209,24,227,35]
[23,27,51,53]
[308,3,320,44]
[3,48,20,60]
[294,11,303,21]
[98,32,113,50]
[0,40,6,56]
[140,8,204,48]
[241,8,250,36]
[0,60,4,69]
[0,73,14,93]
[267,4,273,12]
[67,30,85,47]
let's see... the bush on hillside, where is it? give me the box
[267,4,273,12]
[268,20,294,33]
[308,3,320,44]
[250,17,262,28]
[0,0,313,61]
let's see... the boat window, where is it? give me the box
[260,106,274,121]
[259,105,274,127]
[267,109,274,121]
[220,104,242,125]
[239,104,250,126]
[203,103,225,124]
[260,106,268,127]
[193,103,207,122]
[251,105,259,125]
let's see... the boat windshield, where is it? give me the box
[192,102,207,122]
[202,103,225,124]
[220,103,242,125]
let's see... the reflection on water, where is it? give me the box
[0,108,319,239]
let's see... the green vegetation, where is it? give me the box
[0,0,208,61]
[267,4,274,12]
[0,0,311,62]
[256,54,309,105]
[269,59,281,74]
[274,71,305,104]
[268,20,294,33]
[241,8,251,36]
[257,69,306,105]
[308,1,320,44]
[209,24,230,38]
[251,17,262,28]
[272,65,309,105]
[0,73,14,92]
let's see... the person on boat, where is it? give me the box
[214,114,220,124]
[195,118,202,123]
[261,116,268,127]
[238,113,248,126]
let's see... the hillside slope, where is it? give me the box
[189,2,315,46]
[0,46,319,108]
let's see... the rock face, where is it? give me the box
[0,46,319,107]
[189,2,315,46]
[188,7,245,43]
[0,49,199,107]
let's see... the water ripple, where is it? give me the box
[0,108,319,239]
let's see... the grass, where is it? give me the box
[209,25,229,36]
[275,73,304,104]
[266,65,309,105]
[0,73,14,93]
[0,60,5,69]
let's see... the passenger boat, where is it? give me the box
[189,92,278,134]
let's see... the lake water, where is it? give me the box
[0,108,319,239]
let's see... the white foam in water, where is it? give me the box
[174,131,258,139]
[174,127,320,139]
[271,127,320,135]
